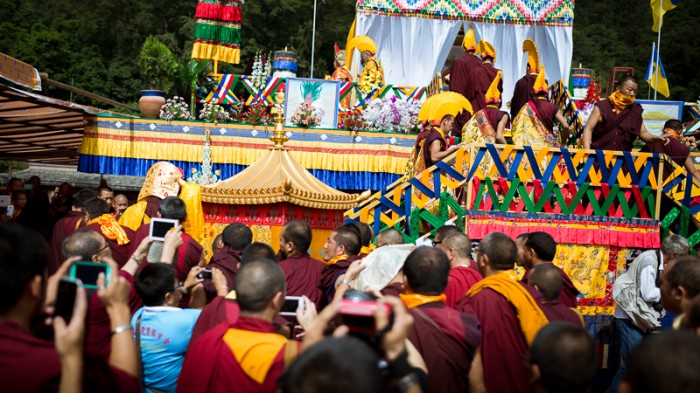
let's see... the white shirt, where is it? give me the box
[614,253,664,319]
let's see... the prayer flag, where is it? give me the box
[650,0,681,32]
[645,43,670,98]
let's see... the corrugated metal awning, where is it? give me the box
[0,84,95,164]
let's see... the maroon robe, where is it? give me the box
[87,222,135,267]
[457,282,543,393]
[420,128,447,168]
[0,320,139,392]
[484,106,509,130]
[511,74,538,120]
[407,302,481,393]
[522,264,579,308]
[85,270,142,359]
[467,63,501,113]
[530,98,560,132]
[318,255,360,305]
[380,282,405,297]
[49,210,85,274]
[144,196,161,223]
[204,247,243,302]
[643,137,690,167]
[132,224,204,282]
[452,110,473,136]
[188,296,240,351]
[444,265,483,308]
[591,99,644,152]
[540,300,583,327]
[450,52,482,98]
[177,317,294,393]
[278,254,325,307]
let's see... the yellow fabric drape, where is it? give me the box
[223,328,287,384]
[180,182,204,244]
[325,254,349,266]
[399,293,447,309]
[89,214,130,245]
[345,18,357,66]
[466,270,548,345]
[608,91,636,113]
[118,200,149,231]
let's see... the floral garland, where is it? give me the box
[358,67,383,94]
[360,96,421,133]
[251,50,271,91]
[159,96,191,121]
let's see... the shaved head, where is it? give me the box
[530,322,595,393]
[235,259,285,313]
[442,233,471,259]
[376,228,405,247]
[404,247,450,295]
[528,263,563,302]
[62,229,108,260]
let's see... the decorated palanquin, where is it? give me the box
[199,133,364,260]
[346,142,700,337]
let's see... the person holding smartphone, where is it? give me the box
[0,224,140,392]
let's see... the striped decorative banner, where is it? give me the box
[191,0,243,64]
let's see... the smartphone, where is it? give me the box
[279,296,302,316]
[69,261,110,290]
[149,218,179,241]
[54,278,78,323]
[196,269,213,280]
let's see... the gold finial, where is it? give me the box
[269,90,289,147]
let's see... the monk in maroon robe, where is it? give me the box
[642,119,700,183]
[519,232,579,308]
[48,189,97,274]
[87,220,135,267]
[527,263,583,327]
[177,260,299,393]
[318,226,363,305]
[401,247,481,393]
[279,254,325,306]
[583,75,667,152]
[457,233,549,393]
[511,73,538,120]
[467,62,501,113]
[440,233,482,308]
[204,246,243,300]
[449,28,481,99]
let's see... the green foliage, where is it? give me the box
[2,0,699,110]
[138,36,180,93]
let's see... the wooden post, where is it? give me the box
[654,155,664,220]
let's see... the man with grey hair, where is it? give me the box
[607,234,689,393]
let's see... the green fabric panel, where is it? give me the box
[194,23,241,44]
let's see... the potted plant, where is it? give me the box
[181,59,213,118]
[138,36,180,118]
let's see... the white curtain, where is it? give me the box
[354,13,462,87]
[352,14,573,105]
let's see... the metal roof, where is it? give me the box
[0,84,96,164]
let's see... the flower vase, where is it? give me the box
[139,90,166,118]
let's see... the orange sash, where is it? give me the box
[88,214,130,246]
[400,293,447,309]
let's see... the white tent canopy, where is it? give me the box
[352,0,575,105]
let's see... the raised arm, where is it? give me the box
[555,109,571,146]
[496,114,509,144]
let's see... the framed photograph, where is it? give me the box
[636,100,684,136]
[284,78,339,129]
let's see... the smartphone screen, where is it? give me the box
[196,269,212,280]
[54,278,77,323]
[280,296,301,316]
[150,219,176,240]
[72,262,108,288]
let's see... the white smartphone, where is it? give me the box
[280,296,303,316]
[149,218,180,241]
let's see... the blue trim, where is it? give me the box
[77,154,401,192]
[140,90,165,97]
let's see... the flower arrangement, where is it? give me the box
[361,96,421,133]
[291,102,321,127]
[159,96,191,121]
[251,50,271,91]
[339,108,365,133]
[199,102,230,123]
[228,103,244,122]
[241,102,273,125]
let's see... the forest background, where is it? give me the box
[1,0,699,109]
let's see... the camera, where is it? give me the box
[337,290,392,335]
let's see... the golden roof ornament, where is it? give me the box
[201,91,364,210]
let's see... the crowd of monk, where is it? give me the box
[2,184,700,392]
